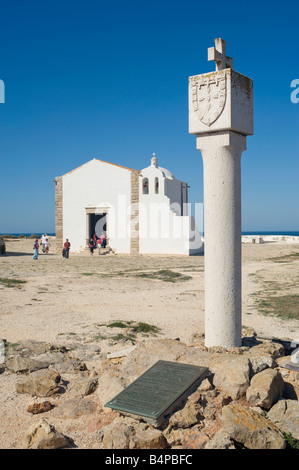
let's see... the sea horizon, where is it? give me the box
[1,231,299,238]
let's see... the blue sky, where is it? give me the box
[0,0,298,233]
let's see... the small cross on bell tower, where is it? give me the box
[151,152,158,168]
[208,38,233,71]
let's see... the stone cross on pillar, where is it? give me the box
[208,38,233,71]
[189,39,253,348]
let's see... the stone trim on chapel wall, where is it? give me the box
[55,176,63,253]
[130,170,140,255]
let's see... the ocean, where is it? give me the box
[0,231,299,237]
[242,231,299,236]
[0,233,56,238]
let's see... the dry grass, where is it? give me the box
[256,294,299,320]
[135,269,192,283]
[0,278,27,288]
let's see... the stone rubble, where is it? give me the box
[15,369,62,397]
[1,332,299,449]
[22,418,70,449]
[221,403,286,449]
[267,399,299,440]
[246,368,284,409]
[27,401,54,414]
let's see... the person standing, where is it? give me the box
[97,238,101,255]
[44,238,51,254]
[100,232,105,245]
[33,239,39,260]
[64,239,71,259]
[89,238,95,255]
[101,235,107,249]
[41,234,47,253]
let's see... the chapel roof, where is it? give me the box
[60,158,139,176]
[158,167,174,179]
[141,154,174,179]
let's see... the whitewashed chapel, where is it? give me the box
[54,154,202,255]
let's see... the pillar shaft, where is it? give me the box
[197,131,247,348]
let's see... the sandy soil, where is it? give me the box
[0,238,298,449]
[0,238,298,345]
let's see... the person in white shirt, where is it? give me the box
[41,234,47,253]
[44,238,51,254]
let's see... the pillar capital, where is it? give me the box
[189,68,253,137]
[196,130,247,153]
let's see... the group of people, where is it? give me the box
[41,234,51,254]
[32,235,68,260]
[33,234,107,259]
[32,234,51,260]
[89,233,107,255]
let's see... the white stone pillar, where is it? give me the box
[188,39,254,348]
[197,131,246,348]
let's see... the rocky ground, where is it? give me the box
[0,329,298,449]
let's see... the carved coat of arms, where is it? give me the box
[190,71,227,127]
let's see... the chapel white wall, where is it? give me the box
[138,165,202,255]
[62,159,131,253]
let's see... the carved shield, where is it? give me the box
[191,72,227,127]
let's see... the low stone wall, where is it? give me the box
[242,235,299,244]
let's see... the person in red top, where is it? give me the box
[33,239,39,260]
[63,239,71,259]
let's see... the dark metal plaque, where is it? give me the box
[105,360,208,426]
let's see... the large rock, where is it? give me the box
[49,359,87,375]
[205,430,236,449]
[209,356,251,399]
[68,377,98,397]
[130,425,168,449]
[102,417,135,449]
[27,401,54,414]
[51,398,98,419]
[16,369,61,397]
[245,342,284,374]
[268,399,299,440]
[34,351,68,366]
[97,369,126,406]
[6,355,50,373]
[221,404,286,449]
[23,419,69,449]
[164,425,209,449]
[101,417,167,449]
[254,341,284,359]
[180,427,209,449]
[163,427,186,447]
[246,369,284,410]
[168,403,203,429]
